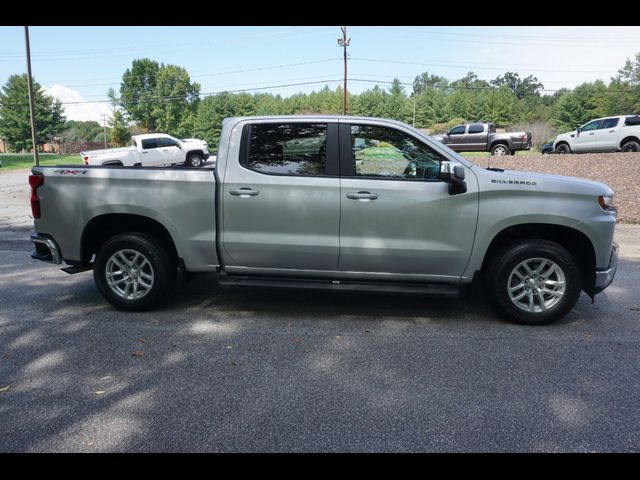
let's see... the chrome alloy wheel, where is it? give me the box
[105,249,154,300]
[507,257,566,313]
[492,145,508,156]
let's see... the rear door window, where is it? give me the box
[601,118,620,129]
[243,123,328,176]
[468,124,484,134]
[141,138,160,149]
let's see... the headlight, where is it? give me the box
[598,195,616,212]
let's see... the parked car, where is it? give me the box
[431,122,532,156]
[30,115,618,326]
[541,142,554,154]
[553,115,640,154]
[81,133,210,167]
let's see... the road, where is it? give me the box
[1,168,639,452]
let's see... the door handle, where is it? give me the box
[142,151,148,154]
[162,149,168,152]
[589,132,595,135]
[609,130,615,133]
[346,191,378,200]
[229,188,259,197]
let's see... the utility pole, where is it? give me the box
[24,26,39,166]
[413,98,416,127]
[102,114,108,148]
[337,26,350,115]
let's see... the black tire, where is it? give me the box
[621,140,640,152]
[93,233,176,311]
[491,143,510,156]
[485,239,582,325]
[555,143,571,154]
[186,153,204,167]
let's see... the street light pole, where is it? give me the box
[337,26,350,115]
[24,26,39,166]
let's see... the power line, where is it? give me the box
[359,27,640,48]
[55,58,342,88]
[350,57,621,74]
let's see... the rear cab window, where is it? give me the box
[242,123,328,176]
[141,138,160,149]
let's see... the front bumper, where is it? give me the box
[203,153,210,160]
[593,242,618,294]
[31,233,62,265]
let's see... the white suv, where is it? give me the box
[554,115,640,154]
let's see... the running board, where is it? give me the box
[218,276,461,297]
[61,263,94,274]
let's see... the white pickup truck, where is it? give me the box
[81,133,211,167]
[554,115,640,154]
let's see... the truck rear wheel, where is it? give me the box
[93,233,175,311]
[491,143,510,156]
[485,240,582,325]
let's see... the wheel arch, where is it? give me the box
[620,136,640,149]
[81,213,179,265]
[490,140,509,151]
[185,149,204,159]
[479,223,596,294]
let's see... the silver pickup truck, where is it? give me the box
[29,115,618,325]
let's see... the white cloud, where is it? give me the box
[43,84,112,123]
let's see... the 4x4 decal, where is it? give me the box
[53,169,88,175]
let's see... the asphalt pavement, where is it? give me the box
[1,168,639,452]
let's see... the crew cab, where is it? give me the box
[81,133,210,167]
[553,115,640,154]
[431,123,532,156]
[29,116,618,325]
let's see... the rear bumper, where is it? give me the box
[31,233,62,265]
[593,242,618,294]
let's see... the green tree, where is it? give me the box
[61,120,103,143]
[607,52,640,114]
[108,110,130,147]
[491,71,544,99]
[0,74,65,152]
[412,72,448,96]
[151,64,200,136]
[193,93,237,148]
[551,81,609,131]
[119,58,160,130]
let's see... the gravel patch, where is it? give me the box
[473,152,640,224]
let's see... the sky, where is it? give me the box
[1,25,639,123]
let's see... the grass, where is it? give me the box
[0,153,82,172]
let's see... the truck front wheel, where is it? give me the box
[491,143,510,156]
[555,143,571,154]
[485,240,582,325]
[93,233,175,311]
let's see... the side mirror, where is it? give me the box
[576,128,581,137]
[176,141,182,149]
[438,161,467,195]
